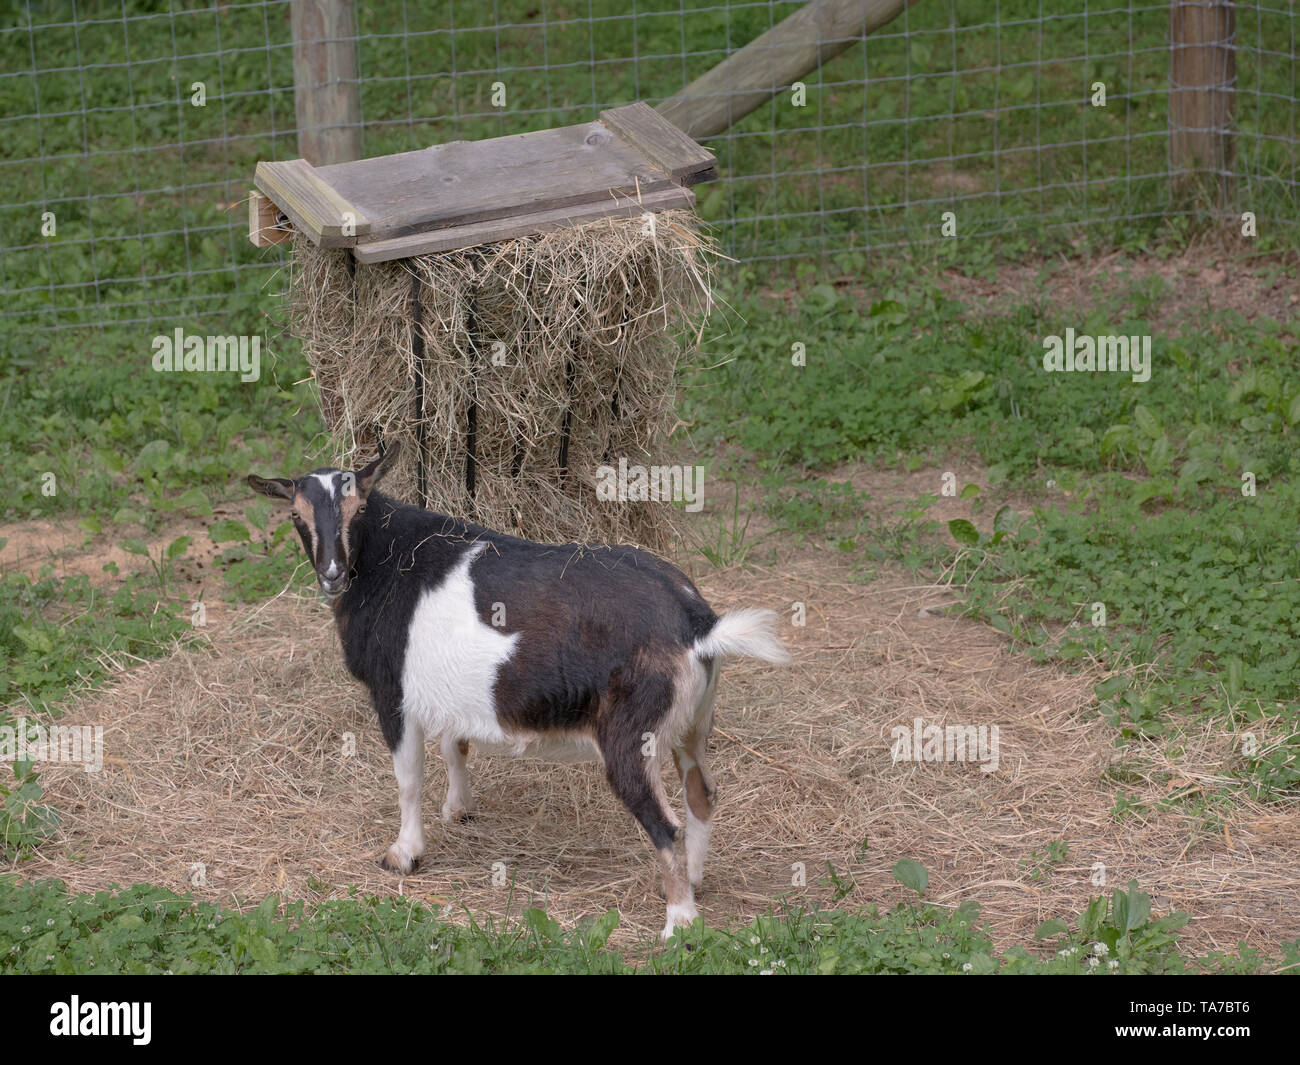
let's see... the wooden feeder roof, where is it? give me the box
[250,103,717,263]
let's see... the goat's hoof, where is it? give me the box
[659,904,700,943]
[380,845,420,875]
[441,803,477,824]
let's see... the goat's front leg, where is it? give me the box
[440,734,477,823]
[381,716,426,874]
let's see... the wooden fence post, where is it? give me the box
[1170,0,1236,207]
[292,0,362,165]
[656,0,919,140]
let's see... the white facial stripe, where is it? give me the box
[311,472,338,498]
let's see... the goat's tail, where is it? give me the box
[694,608,792,664]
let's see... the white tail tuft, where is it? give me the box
[694,608,791,664]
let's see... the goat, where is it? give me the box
[248,444,790,939]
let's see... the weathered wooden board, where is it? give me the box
[254,158,370,245]
[599,102,716,184]
[251,103,715,257]
[354,186,695,263]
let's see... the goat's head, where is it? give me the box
[247,445,400,598]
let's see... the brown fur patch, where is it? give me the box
[292,493,318,563]
[684,766,712,821]
[340,491,361,560]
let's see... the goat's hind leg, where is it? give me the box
[440,734,477,823]
[596,685,697,942]
[380,714,426,874]
[674,658,720,890]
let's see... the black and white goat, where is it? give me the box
[249,445,790,938]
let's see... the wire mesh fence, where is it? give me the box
[1,0,1296,332]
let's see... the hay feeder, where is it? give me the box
[250,103,718,549]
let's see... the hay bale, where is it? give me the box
[289,210,715,550]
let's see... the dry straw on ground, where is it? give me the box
[18,546,1299,959]
[289,210,715,550]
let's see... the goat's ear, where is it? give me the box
[355,442,401,498]
[247,474,294,500]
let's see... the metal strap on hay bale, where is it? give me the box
[260,105,717,548]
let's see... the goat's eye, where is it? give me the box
[358,504,367,514]
[290,510,299,520]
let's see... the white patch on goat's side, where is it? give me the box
[400,542,520,745]
[311,472,338,498]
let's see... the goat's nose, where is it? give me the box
[325,560,340,579]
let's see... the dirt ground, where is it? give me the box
[7,468,1298,958]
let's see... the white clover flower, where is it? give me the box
[749,935,761,945]
[1107,959,1119,970]
[21,926,30,934]
[46,919,54,926]
[1087,956,1100,968]
[1093,941,1109,956]
[759,946,768,954]
[962,962,973,972]
[775,959,787,968]
[748,958,759,967]
[760,969,773,975]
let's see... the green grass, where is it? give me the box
[0,566,197,711]
[0,322,322,523]
[0,318,323,715]
[4,864,1293,974]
